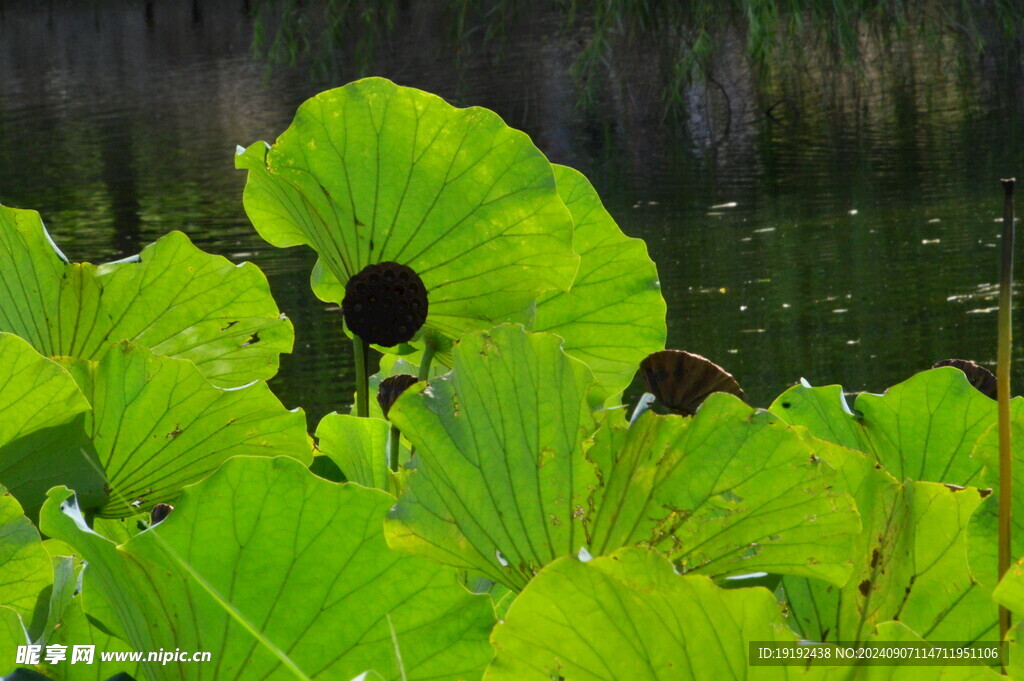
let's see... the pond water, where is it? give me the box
[1,1,1022,421]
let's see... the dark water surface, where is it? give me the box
[1,1,1022,422]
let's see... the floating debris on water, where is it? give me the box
[848,209,858,215]
[921,239,940,244]
[711,201,738,209]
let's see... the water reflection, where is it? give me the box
[0,0,1021,423]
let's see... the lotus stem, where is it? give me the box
[388,424,401,472]
[998,177,1015,653]
[629,392,657,426]
[418,340,437,382]
[354,335,370,418]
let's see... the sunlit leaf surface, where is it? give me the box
[41,457,495,681]
[588,397,859,584]
[770,368,994,484]
[0,204,293,388]
[237,77,578,350]
[782,436,997,644]
[534,165,666,403]
[0,489,50,624]
[484,547,806,681]
[69,343,310,517]
[386,324,600,590]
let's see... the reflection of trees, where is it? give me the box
[249,1,1022,139]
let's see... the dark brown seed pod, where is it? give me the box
[640,349,745,416]
[377,374,419,418]
[150,503,174,525]
[342,262,428,347]
[932,359,997,399]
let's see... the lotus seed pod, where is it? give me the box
[640,349,744,416]
[150,502,174,525]
[342,262,428,347]
[378,374,420,418]
[932,358,997,399]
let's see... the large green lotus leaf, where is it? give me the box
[0,204,293,388]
[484,547,809,681]
[0,489,50,626]
[782,436,996,643]
[587,397,859,584]
[770,368,995,484]
[386,324,601,590]
[533,165,665,403]
[26,556,137,681]
[66,342,310,518]
[0,333,105,520]
[236,77,578,347]
[40,456,495,681]
[315,413,396,492]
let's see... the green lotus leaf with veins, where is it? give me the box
[40,456,495,681]
[65,342,311,518]
[0,204,293,388]
[236,77,578,351]
[534,165,666,404]
[587,397,860,584]
[484,547,809,681]
[385,324,601,590]
[769,368,995,485]
[0,487,51,626]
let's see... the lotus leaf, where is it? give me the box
[0,489,50,625]
[965,403,1024,589]
[0,333,103,520]
[315,413,396,492]
[0,606,27,677]
[236,77,578,352]
[484,547,808,681]
[386,324,601,590]
[533,165,666,403]
[587,398,860,584]
[770,369,994,485]
[781,436,997,644]
[83,343,309,517]
[0,204,293,388]
[40,456,495,681]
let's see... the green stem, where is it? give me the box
[388,424,401,472]
[998,177,1015,659]
[418,341,437,382]
[354,335,370,418]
